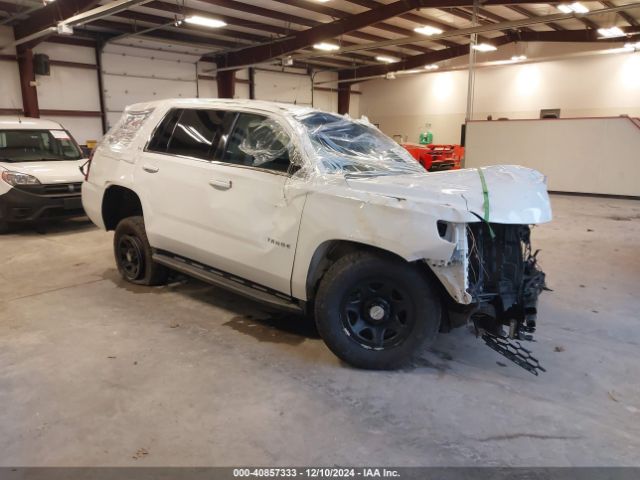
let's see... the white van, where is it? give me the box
[0,116,86,232]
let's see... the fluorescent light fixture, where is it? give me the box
[313,42,339,51]
[624,41,640,51]
[184,15,227,28]
[315,0,331,2]
[376,55,400,63]
[414,25,443,36]
[424,64,439,70]
[472,43,497,52]
[511,55,527,61]
[401,69,422,74]
[598,26,626,38]
[558,2,588,14]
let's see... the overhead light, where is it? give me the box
[56,23,73,35]
[511,55,527,61]
[414,25,443,36]
[472,43,497,52]
[282,56,294,66]
[558,2,588,14]
[424,64,439,70]
[401,69,422,74]
[43,0,56,3]
[376,55,400,63]
[598,26,626,38]
[315,0,331,2]
[313,42,339,51]
[624,41,640,51]
[184,15,227,28]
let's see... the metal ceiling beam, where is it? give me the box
[88,18,242,49]
[265,0,435,53]
[142,0,434,56]
[339,35,512,82]
[112,8,413,61]
[11,0,101,47]
[507,5,566,31]
[293,2,640,59]
[601,1,639,27]
[343,0,461,48]
[516,26,640,41]
[7,0,154,50]
[215,0,445,70]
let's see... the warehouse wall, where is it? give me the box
[359,45,640,145]
[465,117,640,197]
[0,27,25,114]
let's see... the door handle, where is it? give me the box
[209,179,232,190]
[142,164,159,173]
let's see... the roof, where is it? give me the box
[0,116,65,130]
[125,98,318,117]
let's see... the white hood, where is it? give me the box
[345,165,552,225]
[0,160,85,184]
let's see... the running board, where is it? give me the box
[152,251,303,314]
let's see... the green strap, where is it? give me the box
[477,168,496,239]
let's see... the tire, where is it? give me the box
[113,216,168,286]
[314,251,441,370]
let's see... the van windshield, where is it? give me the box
[0,129,82,162]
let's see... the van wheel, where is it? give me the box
[113,216,167,286]
[314,251,441,370]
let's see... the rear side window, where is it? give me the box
[147,109,181,153]
[147,109,227,160]
[104,109,154,153]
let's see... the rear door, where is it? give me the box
[135,108,232,261]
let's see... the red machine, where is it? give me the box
[402,143,464,172]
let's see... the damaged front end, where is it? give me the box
[433,222,548,375]
[467,222,547,374]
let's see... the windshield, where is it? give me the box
[297,112,424,177]
[0,129,82,162]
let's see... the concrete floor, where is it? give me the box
[0,194,639,466]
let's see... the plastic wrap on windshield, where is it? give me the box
[239,118,291,167]
[103,109,154,153]
[292,112,424,181]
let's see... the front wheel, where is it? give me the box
[113,216,168,286]
[314,251,441,370]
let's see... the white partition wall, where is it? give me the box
[465,117,640,197]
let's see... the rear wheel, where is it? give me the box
[113,216,167,285]
[314,251,441,369]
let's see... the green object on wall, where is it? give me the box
[419,131,433,145]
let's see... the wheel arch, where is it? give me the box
[304,239,418,301]
[101,184,144,231]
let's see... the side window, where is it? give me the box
[166,109,226,160]
[223,113,293,173]
[147,109,181,153]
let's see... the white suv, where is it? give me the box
[0,117,86,232]
[82,99,552,371]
